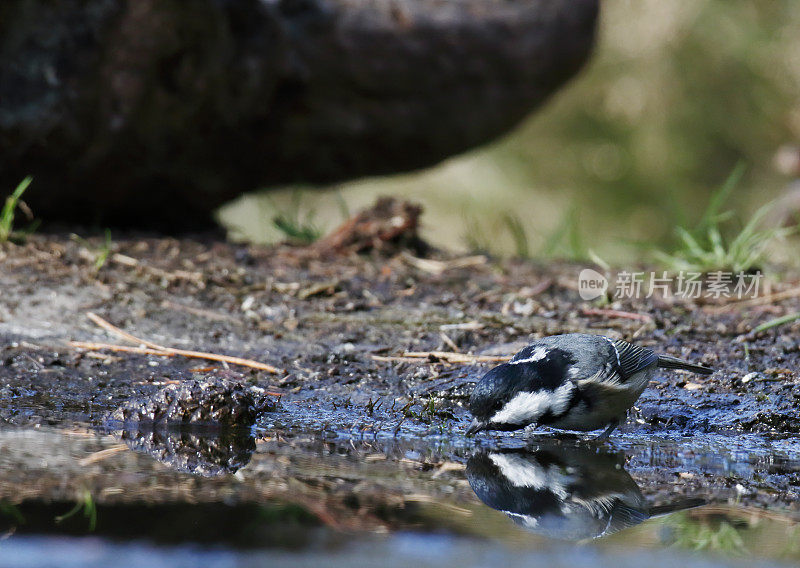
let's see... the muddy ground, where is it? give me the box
[1,234,800,536]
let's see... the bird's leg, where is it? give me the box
[594,419,620,441]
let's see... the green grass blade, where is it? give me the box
[752,312,800,333]
[0,176,33,242]
[502,213,530,259]
[698,162,745,231]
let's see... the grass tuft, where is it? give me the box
[665,513,747,556]
[71,229,113,271]
[463,206,590,260]
[502,213,530,259]
[655,166,794,273]
[462,211,492,254]
[0,500,24,525]
[0,176,35,243]
[55,488,97,532]
[270,191,323,244]
[540,205,587,260]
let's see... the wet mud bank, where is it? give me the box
[1,235,800,564]
[1,235,799,436]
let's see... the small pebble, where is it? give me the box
[741,372,760,384]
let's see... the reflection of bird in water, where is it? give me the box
[466,445,704,541]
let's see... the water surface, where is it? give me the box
[1,423,798,568]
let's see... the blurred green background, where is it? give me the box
[219,0,800,263]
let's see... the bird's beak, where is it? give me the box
[466,419,487,436]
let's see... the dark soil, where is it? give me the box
[2,234,800,528]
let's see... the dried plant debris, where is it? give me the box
[113,428,256,477]
[107,378,279,427]
[313,197,427,255]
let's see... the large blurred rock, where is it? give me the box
[0,0,598,228]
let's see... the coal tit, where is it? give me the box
[467,445,705,540]
[467,333,713,438]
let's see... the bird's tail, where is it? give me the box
[657,354,713,375]
[649,497,707,518]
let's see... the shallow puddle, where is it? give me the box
[0,423,799,568]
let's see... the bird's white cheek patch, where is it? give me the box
[491,382,573,425]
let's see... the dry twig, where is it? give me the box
[69,341,178,358]
[439,332,460,353]
[372,351,511,364]
[707,286,800,313]
[73,312,283,374]
[400,252,487,275]
[580,307,654,323]
[78,445,129,466]
[111,253,205,287]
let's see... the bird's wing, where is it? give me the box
[609,338,658,380]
